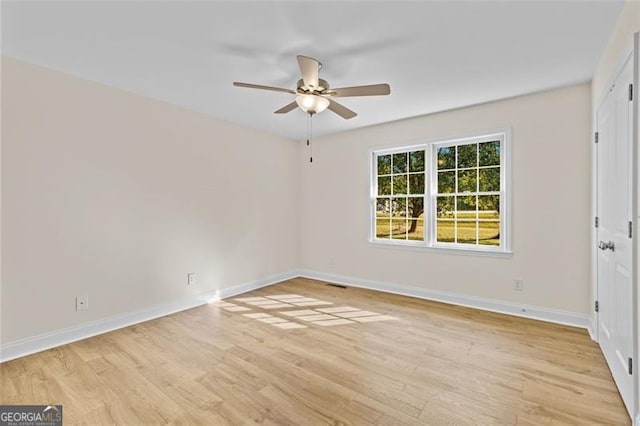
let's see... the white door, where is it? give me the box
[596,54,634,417]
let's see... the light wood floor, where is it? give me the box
[0,278,630,425]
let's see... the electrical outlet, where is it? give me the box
[76,296,89,311]
[513,279,524,292]
[187,273,196,286]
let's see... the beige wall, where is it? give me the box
[1,57,298,343]
[299,83,591,314]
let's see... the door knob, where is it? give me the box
[598,241,615,251]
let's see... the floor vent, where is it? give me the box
[326,283,347,289]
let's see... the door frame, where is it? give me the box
[592,33,638,421]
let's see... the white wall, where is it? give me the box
[299,83,591,314]
[1,57,298,344]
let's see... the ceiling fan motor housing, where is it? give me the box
[297,78,329,94]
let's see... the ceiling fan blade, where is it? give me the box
[233,82,295,94]
[274,101,298,114]
[326,83,391,97]
[328,100,357,120]
[297,55,320,89]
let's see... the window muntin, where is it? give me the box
[371,133,508,253]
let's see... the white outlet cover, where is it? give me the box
[76,296,88,311]
[187,273,196,285]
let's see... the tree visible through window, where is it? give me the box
[371,133,508,252]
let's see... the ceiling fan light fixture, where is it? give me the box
[296,94,330,114]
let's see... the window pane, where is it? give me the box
[409,174,424,194]
[437,196,455,242]
[438,146,455,170]
[437,196,454,218]
[479,141,500,167]
[438,171,455,194]
[456,195,477,244]
[392,198,407,218]
[393,152,407,173]
[458,169,477,193]
[479,221,500,245]
[409,150,425,172]
[376,198,391,217]
[391,219,407,240]
[478,194,500,244]
[376,218,391,238]
[407,197,424,223]
[479,167,500,192]
[456,195,477,218]
[456,220,477,244]
[478,195,499,218]
[377,154,392,174]
[393,175,408,195]
[457,144,477,168]
[437,220,454,242]
[378,176,391,195]
[408,218,424,241]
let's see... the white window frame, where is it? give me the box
[369,130,512,257]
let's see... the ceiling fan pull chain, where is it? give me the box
[308,112,313,163]
[306,112,310,147]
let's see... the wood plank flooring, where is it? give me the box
[0,277,630,425]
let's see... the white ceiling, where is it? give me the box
[1,1,624,140]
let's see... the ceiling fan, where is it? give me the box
[233,55,390,120]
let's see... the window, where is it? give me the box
[371,132,510,254]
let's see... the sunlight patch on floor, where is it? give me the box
[219,294,399,330]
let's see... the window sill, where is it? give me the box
[368,240,514,258]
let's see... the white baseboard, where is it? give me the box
[296,269,590,330]
[218,270,296,299]
[0,269,298,363]
[587,316,598,342]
